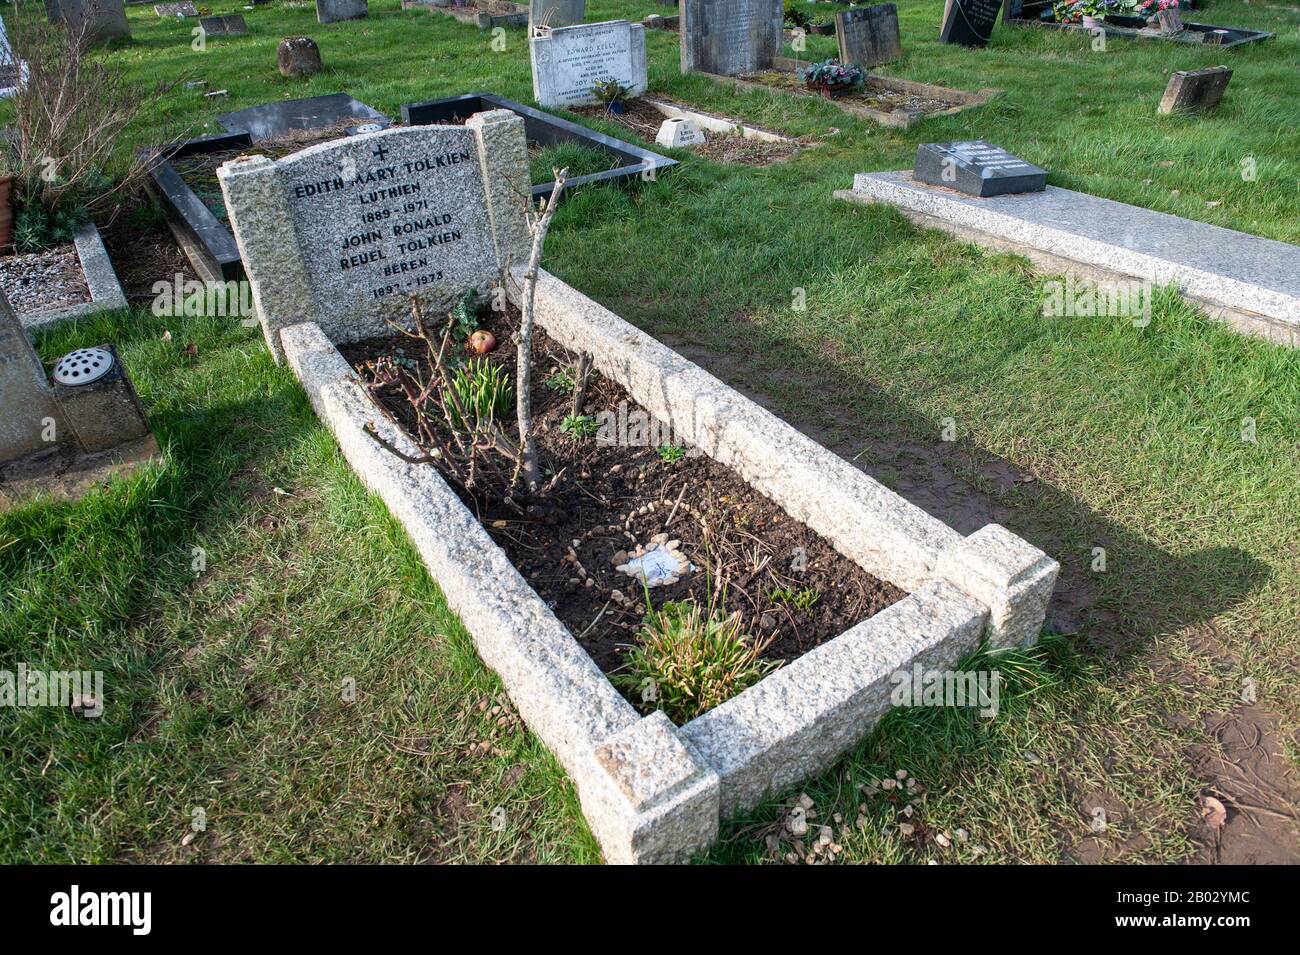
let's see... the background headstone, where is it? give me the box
[531,20,647,109]
[0,291,64,465]
[316,0,368,22]
[938,0,1002,47]
[1156,7,1183,33]
[530,0,584,29]
[1158,66,1232,114]
[680,0,782,76]
[60,0,131,43]
[199,14,249,36]
[278,37,323,78]
[836,3,902,68]
[218,114,531,359]
[154,1,198,16]
[914,141,1047,197]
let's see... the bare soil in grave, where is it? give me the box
[740,70,965,115]
[101,205,201,307]
[571,99,809,167]
[0,244,90,314]
[340,305,905,681]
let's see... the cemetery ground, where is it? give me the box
[2,0,1298,864]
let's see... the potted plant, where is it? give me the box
[1053,0,1110,27]
[592,79,631,115]
[808,14,836,35]
[799,59,864,100]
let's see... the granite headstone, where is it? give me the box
[1158,66,1232,114]
[531,20,647,109]
[939,0,1002,47]
[914,141,1047,197]
[530,0,585,29]
[218,114,532,360]
[154,1,198,16]
[836,4,902,68]
[680,0,783,76]
[61,0,131,42]
[316,0,368,23]
[0,291,63,465]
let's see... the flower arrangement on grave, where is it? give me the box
[592,80,632,115]
[1136,0,1178,21]
[1052,0,1119,24]
[799,59,864,100]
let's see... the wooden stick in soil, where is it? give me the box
[571,352,591,417]
[515,166,569,495]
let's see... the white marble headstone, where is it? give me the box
[218,113,531,360]
[530,20,647,109]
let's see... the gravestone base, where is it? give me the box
[0,433,161,510]
[49,347,152,454]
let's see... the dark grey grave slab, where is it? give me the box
[316,0,368,23]
[914,141,1046,197]
[144,96,390,282]
[1159,66,1231,114]
[401,92,676,198]
[218,92,388,142]
[199,14,249,36]
[939,0,1002,47]
[836,3,902,68]
[680,0,783,76]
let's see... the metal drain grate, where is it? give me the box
[53,348,114,386]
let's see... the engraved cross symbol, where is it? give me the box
[372,143,390,160]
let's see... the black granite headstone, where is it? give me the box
[218,93,389,142]
[914,141,1047,197]
[939,0,1002,47]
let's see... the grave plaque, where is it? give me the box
[61,0,131,42]
[914,141,1047,197]
[0,291,64,465]
[154,1,198,16]
[530,20,647,109]
[218,114,531,360]
[938,0,1002,47]
[530,0,585,29]
[316,0,368,23]
[199,14,249,36]
[1158,66,1232,114]
[680,0,783,76]
[836,3,902,68]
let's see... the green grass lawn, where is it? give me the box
[1,0,1297,864]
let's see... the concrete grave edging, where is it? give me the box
[277,263,1056,862]
[21,221,129,332]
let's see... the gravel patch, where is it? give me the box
[0,245,91,315]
